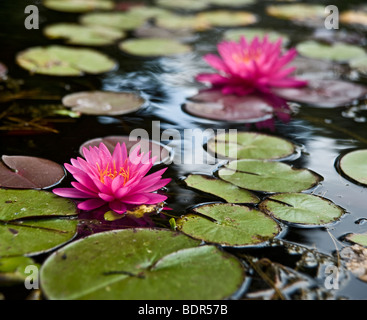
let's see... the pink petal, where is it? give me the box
[53,188,93,199]
[109,200,127,214]
[121,194,149,204]
[78,198,106,211]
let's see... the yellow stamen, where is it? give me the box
[96,161,130,185]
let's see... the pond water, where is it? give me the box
[1,0,367,300]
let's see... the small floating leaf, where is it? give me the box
[346,233,367,247]
[224,28,289,45]
[184,174,259,204]
[219,160,322,193]
[259,193,345,227]
[0,256,40,285]
[349,56,367,75]
[196,10,257,28]
[44,23,126,46]
[79,136,172,166]
[0,155,65,189]
[340,10,367,27]
[40,228,245,300]
[296,41,366,62]
[16,46,116,76]
[43,0,114,13]
[62,91,146,116]
[176,203,280,247]
[207,132,296,160]
[338,149,367,186]
[273,79,367,108]
[119,38,192,57]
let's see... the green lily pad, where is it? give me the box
[0,256,40,285]
[16,46,116,76]
[296,41,366,62]
[224,28,289,45]
[0,189,78,257]
[218,160,322,193]
[346,233,367,247]
[155,0,210,11]
[119,38,192,57]
[209,0,255,7]
[40,228,245,300]
[266,4,326,26]
[207,132,296,160]
[44,23,126,46]
[338,149,367,186]
[176,203,280,247]
[349,56,367,75]
[196,10,257,28]
[184,174,259,204]
[259,193,345,227]
[62,91,147,116]
[43,0,114,13]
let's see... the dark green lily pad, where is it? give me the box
[40,228,245,300]
[62,91,146,116]
[176,203,280,247]
[0,189,78,257]
[16,46,116,76]
[119,38,192,57]
[296,41,366,62]
[218,160,322,193]
[273,80,367,108]
[43,0,114,13]
[338,149,367,186]
[207,132,296,160]
[266,4,327,26]
[44,23,126,46]
[79,135,172,166]
[0,256,40,285]
[184,174,259,204]
[0,155,65,189]
[224,28,289,45]
[346,233,367,247]
[259,193,345,227]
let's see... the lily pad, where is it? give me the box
[337,149,367,186]
[218,160,322,193]
[0,155,65,189]
[349,56,367,76]
[196,10,257,28]
[296,41,366,62]
[0,189,78,257]
[40,228,245,300]
[43,0,114,12]
[62,91,146,116]
[16,46,116,76]
[184,92,273,122]
[224,28,289,45]
[273,79,367,108]
[176,203,280,247]
[340,11,367,27]
[207,132,296,160]
[79,136,172,166]
[266,4,327,26]
[118,38,192,57]
[259,193,345,227]
[44,23,126,46]
[346,233,367,247]
[0,256,40,285]
[184,174,259,204]
[155,0,210,11]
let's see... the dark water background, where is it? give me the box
[0,0,367,299]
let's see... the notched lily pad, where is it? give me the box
[346,233,367,247]
[43,0,114,12]
[79,135,172,166]
[337,149,367,186]
[259,193,345,227]
[273,79,367,108]
[218,160,322,193]
[177,203,281,247]
[0,155,65,189]
[0,189,78,257]
[184,174,259,204]
[62,91,147,116]
[40,228,245,300]
[207,132,296,160]
[44,23,126,46]
[118,38,192,57]
[16,45,116,76]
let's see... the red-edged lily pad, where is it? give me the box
[0,155,65,189]
[273,80,367,108]
[184,90,273,122]
[79,136,172,165]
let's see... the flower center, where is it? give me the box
[96,161,130,185]
[233,49,262,65]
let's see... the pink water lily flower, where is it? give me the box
[53,143,171,214]
[196,36,307,96]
